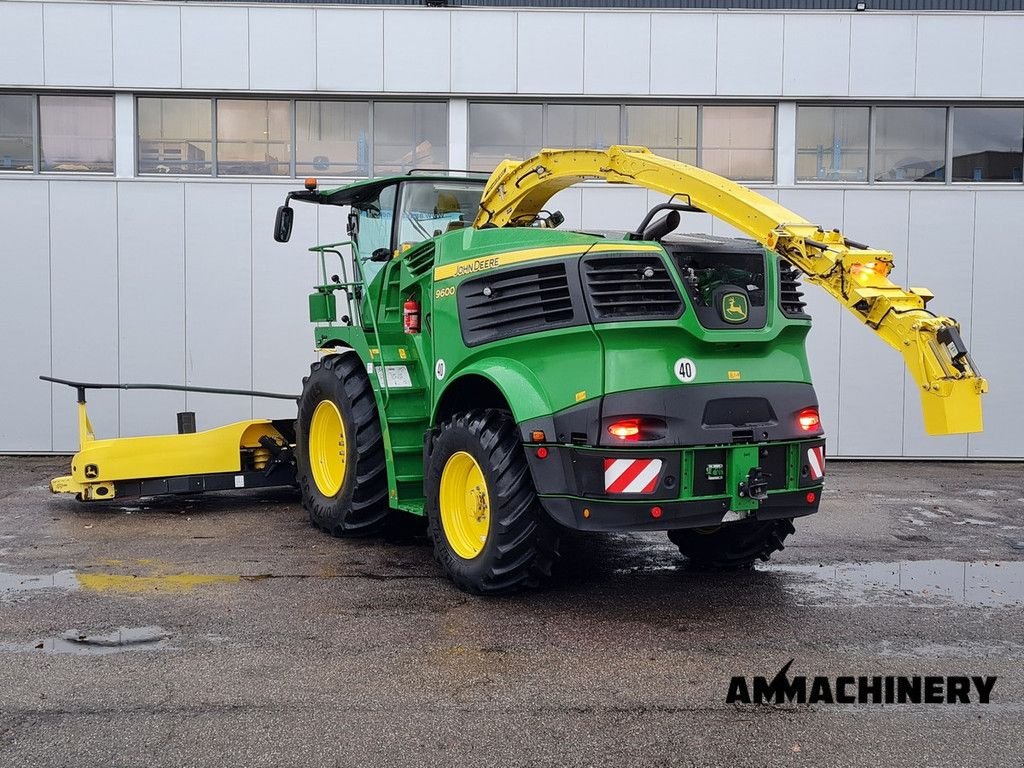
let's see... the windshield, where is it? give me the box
[397,181,483,249]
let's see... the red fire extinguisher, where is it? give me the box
[403,296,420,334]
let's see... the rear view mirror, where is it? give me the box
[273,205,294,243]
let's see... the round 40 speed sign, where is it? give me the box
[674,357,697,383]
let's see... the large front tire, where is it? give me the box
[667,518,796,569]
[294,353,389,536]
[426,409,559,595]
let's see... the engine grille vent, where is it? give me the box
[458,262,579,346]
[778,258,810,318]
[405,243,435,277]
[582,255,683,321]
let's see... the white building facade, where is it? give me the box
[1,0,1021,458]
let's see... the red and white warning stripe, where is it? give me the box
[604,458,663,494]
[807,445,825,480]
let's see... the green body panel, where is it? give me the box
[299,177,817,516]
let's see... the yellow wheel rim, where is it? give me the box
[309,399,347,497]
[439,451,490,560]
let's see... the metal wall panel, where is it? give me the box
[716,15,783,95]
[383,10,451,92]
[250,184,318,420]
[649,14,717,97]
[43,3,113,87]
[982,15,1024,98]
[0,181,50,451]
[915,15,983,98]
[49,182,119,451]
[183,183,253,427]
[0,1,43,86]
[778,188,845,451]
[452,11,517,94]
[580,186,648,230]
[902,191,974,457]
[116,182,186,439]
[583,13,651,95]
[968,192,1023,458]
[249,7,316,91]
[838,189,910,457]
[180,5,249,90]
[548,188,583,230]
[113,4,181,89]
[316,9,384,92]
[782,14,850,97]
[517,12,585,94]
[849,14,917,97]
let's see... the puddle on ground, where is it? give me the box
[761,560,1024,607]
[0,570,79,596]
[0,568,238,599]
[0,626,169,655]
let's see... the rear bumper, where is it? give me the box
[524,439,825,532]
[538,488,821,532]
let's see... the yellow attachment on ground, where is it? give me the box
[475,145,987,435]
[308,399,347,497]
[50,417,288,501]
[439,451,490,560]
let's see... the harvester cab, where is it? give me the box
[48,146,987,596]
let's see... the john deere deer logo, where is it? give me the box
[721,292,749,324]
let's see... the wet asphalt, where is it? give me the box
[0,456,1022,768]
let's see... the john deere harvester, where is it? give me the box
[49,146,986,595]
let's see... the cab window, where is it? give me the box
[396,181,483,250]
[353,184,396,282]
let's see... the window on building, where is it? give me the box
[296,101,370,177]
[623,105,698,164]
[546,104,620,150]
[873,107,946,183]
[0,94,34,172]
[216,99,290,176]
[467,103,542,172]
[373,102,448,175]
[137,97,212,175]
[951,107,1024,183]
[796,106,869,182]
[39,95,114,173]
[701,106,774,182]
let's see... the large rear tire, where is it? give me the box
[425,409,559,595]
[294,353,389,536]
[667,518,796,569]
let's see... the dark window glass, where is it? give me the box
[468,103,542,172]
[796,106,869,182]
[296,101,370,177]
[952,107,1024,183]
[40,95,114,173]
[702,106,775,181]
[873,107,946,183]
[137,97,212,175]
[623,105,697,164]
[373,102,448,175]
[216,99,290,176]
[0,94,34,172]
[546,104,619,149]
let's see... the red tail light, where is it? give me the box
[797,407,821,432]
[608,418,641,441]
